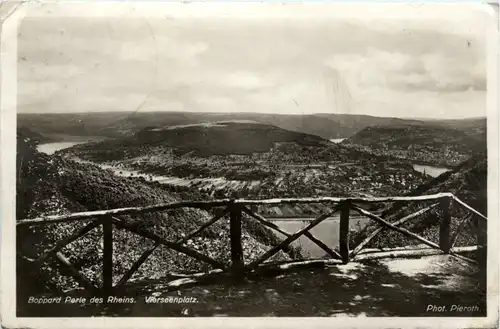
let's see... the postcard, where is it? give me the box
[1,1,498,328]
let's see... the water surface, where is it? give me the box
[412,164,452,178]
[272,217,370,258]
[37,142,87,155]
[329,138,346,143]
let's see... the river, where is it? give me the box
[36,141,447,257]
[36,141,373,258]
[412,164,451,178]
[36,142,255,190]
[270,216,370,258]
[329,138,346,143]
[327,139,451,178]
[36,142,88,155]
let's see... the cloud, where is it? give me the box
[16,9,488,118]
[214,71,275,91]
[353,87,485,119]
[326,47,485,96]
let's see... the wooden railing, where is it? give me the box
[17,192,487,298]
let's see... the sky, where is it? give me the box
[16,2,491,119]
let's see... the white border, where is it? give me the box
[1,2,499,329]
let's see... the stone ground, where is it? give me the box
[19,254,486,317]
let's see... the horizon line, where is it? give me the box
[16,110,487,121]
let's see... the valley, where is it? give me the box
[56,122,432,213]
[17,113,488,315]
[31,115,481,222]
[27,114,486,223]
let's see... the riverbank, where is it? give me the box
[35,141,375,258]
[36,141,452,179]
[37,140,434,220]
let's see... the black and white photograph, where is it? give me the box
[1,1,498,328]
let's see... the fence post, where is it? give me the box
[339,200,351,264]
[229,203,244,279]
[102,216,113,300]
[439,197,452,254]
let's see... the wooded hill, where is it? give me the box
[343,122,486,166]
[59,121,431,218]
[16,129,298,297]
[59,120,390,164]
[97,121,329,158]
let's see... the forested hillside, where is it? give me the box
[351,153,487,250]
[59,122,430,216]
[16,129,297,297]
[343,123,486,166]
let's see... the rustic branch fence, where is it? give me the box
[17,192,487,298]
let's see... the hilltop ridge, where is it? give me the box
[18,111,485,142]
[133,121,329,156]
[60,121,333,161]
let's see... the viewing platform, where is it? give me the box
[17,192,487,303]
